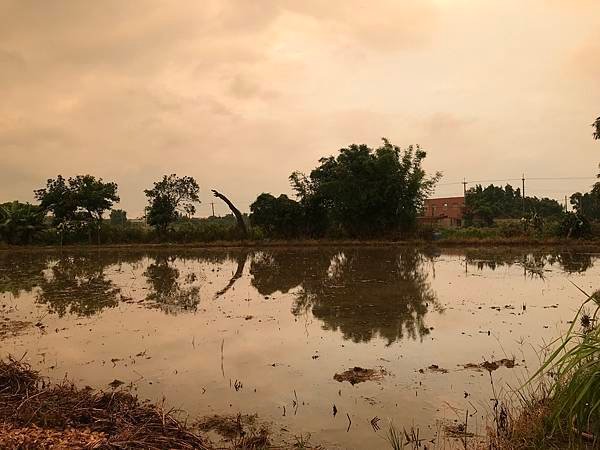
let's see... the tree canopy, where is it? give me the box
[250,193,303,237]
[287,139,440,237]
[144,174,200,232]
[110,209,128,225]
[34,175,119,243]
[465,183,563,226]
[593,116,600,140]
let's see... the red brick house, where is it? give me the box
[419,196,465,227]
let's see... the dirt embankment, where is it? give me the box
[2,237,600,253]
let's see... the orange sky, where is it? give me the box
[1,0,599,217]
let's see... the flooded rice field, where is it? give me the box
[1,246,598,448]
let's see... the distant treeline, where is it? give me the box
[464,183,564,226]
[0,137,598,245]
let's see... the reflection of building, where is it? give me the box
[419,196,465,227]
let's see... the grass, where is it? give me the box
[0,356,328,449]
[485,286,600,449]
[530,286,600,442]
[385,423,405,450]
[0,356,208,449]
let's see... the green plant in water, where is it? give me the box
[531,285,600,440]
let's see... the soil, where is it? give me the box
[333,367,386,385]
[463,358,516,372]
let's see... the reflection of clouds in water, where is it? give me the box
[327,252,348,280]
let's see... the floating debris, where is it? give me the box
[462,358,516,372]
[333,367,386,385]
[108,379,124,389]
[419,364,449,374]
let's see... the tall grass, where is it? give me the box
[531,285,600,441]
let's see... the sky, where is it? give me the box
[1,0,599,217]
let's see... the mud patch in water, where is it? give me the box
[462,358,516,372]
[333,367,386,385]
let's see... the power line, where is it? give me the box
[437,176,597,187]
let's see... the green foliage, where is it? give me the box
[249,193,303,238]
[570,173,600,220]
[34,175,76,225]
[144,174,200,233]
[69,175,120,223]
[557,212,591,239]
[109,209,127,225]
[531,288,600,438]
[593,116,600,140]
[0,201,46,245]
[146,195,178,234]
[288,138,440,237]
[34,175,119,243]
[465,183,563,226]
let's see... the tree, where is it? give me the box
[110,209,128,226]
[464,183,563,226]
[34,175,77,225]
[290,139,441,236]
[211,189,247,238]
[558,212,591,239]
[144,174,200,233]
[35,175,119,243]
[0,201,46,245]
[593,116,600,140]
[70,175,119,243]
[250,193,303,237]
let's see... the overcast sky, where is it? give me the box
[1,0,599,217]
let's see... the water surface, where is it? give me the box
[1,247,598,448]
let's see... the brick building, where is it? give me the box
[419,196,465,227]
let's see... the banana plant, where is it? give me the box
[0,201,46,245]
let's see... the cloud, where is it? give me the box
[1,0,600,215]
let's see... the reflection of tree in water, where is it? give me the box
[464,250,596,276]
[215,252,248,299]
[36,255,121,316]
[250,248,442,344]
[143,255,201,314]
[0,252,50,296]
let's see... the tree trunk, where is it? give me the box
[211,189,248,239]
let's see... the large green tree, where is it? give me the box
[34,175,119,243]
[70,175,119,242]
[250,193,303,237]
[290,139,441,236]
[144,174,200,233]
[34,175,77,225]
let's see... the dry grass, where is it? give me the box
[0,356,209,449]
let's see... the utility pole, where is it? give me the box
[462,178,467,197]
[564,195,568,213]
[522,173,526,214]
[210,202,215,217]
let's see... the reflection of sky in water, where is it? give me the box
[0,248,598,449]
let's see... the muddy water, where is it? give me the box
[0,247,598,448]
